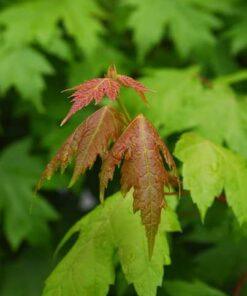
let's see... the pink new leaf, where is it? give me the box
[61,65,149,125]
[61,78,120,126]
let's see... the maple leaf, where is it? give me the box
[37,106,125,190]
[0,0,104,108]
[43,192,181,296]
[100,114,179,257]
[61,65,148,125]
[61,78,121,126]
[125,0,223,59]
[0,46,54,111]
[0,0,104,57]
[175,133,247,223]
[117,74,148,103]
[227,4,247,54]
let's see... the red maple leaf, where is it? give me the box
[61,78,120,126]
[37,106,125,190]
[99,114,179,257]
[61,65,149,126]
[117,75,148,103]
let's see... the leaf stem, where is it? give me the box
[233,271,247,296]
[117,97,131,123]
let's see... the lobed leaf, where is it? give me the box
[227,5,247,54]
[37,106,125,190]
[62,65,149,125]
[175,132,247,223]
[125,0,224,59]
[43,192,181,296]
[61,78,121,126]
[117,74,148,103]
[100,114,179,257]
[0,46,54,111]
[0,0,104,57]
[0,0,105,108]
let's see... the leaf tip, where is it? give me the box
[68,172,78,188]
[60,118,67,126]
[199,207,207,223]
[35,176,44,193]
[99,191,105,204]
[68,179,75,188]
[147,234,155,260]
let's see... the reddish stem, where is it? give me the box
[233,272,247,296]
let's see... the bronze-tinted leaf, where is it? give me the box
[117,75,148,103]
[100,114,178,257]
[61,78,121,126]
[37,106,125,190]
[62,65,149,125]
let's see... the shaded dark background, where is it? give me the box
[0,0,246,295]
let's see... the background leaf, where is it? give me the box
[125,0,225,59]
[175,133,247,222]
[123,67,247,158]
[0,140,58,250]
[43,192,180,296]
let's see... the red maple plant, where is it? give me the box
[37,65,180,257]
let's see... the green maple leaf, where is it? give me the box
[61,0,105,57]
[0,46,54,111]
[43,192,181,296]
[175,132,247,222]
[0,0,104,57]
[125,0,224,59]
[164,280,227,296]
[124,67,247,159]
[0,140,58,250]
[0,0,105,108]
[228,5,247,54]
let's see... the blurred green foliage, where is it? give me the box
[0,0,246,295]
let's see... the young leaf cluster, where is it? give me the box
[38,66,179,258]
